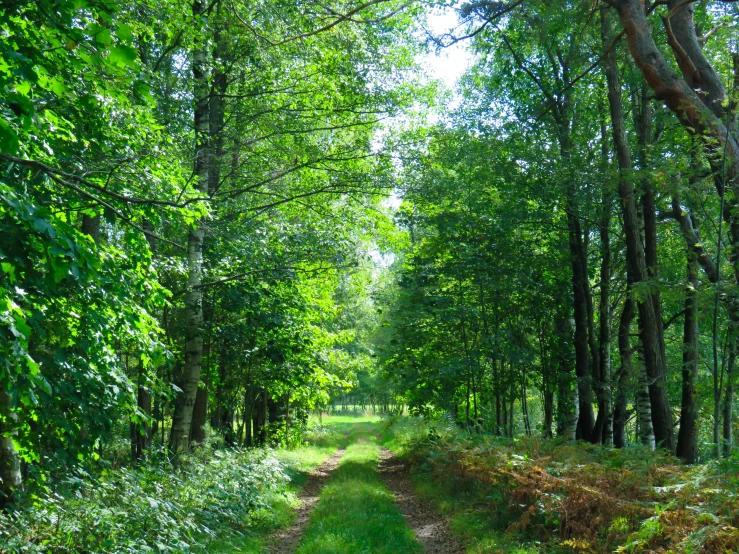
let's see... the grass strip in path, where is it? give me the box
[295,423,422,554]
[267,447,347,553]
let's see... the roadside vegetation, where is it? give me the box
[4,0,739,553]
[1,419,350,554]
[383,417,739,553]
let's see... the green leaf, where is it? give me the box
[115,24,134,43]
[107,45,138,68]
[0,119,19,154]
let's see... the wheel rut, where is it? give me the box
[266,447,346,554]
[378,447,465,554]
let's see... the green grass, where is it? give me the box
[410,477,539,554]
[295,421,422,554]
[211,415,388,553]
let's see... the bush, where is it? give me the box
[0,446,288,553]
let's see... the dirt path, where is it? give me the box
[266,448,346,554]
[378,448,465,554]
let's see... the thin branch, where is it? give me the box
[152,28,185,72]
[663,309,687,329]
[534,29,626,122]
[4,157,184,249]
[172,263,355,295]
[1,154,207,208]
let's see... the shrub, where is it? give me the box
[0,446,288,553]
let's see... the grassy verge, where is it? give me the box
[1,415,375,554]
[380,416,739,554]
[295,421,421,554]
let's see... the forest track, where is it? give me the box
[378,448,465,554]
[266,447,346,554]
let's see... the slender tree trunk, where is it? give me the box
[521,370,531,435]
[613,297,635,448]
[567,207,595,441]
[560,126,595,441]
[540,325,555,439]
[556,313,578,440]
[508,394,515,438]
[190,387,208,445]
[502,386,508,435]
[597,118,613,446]
[636,341,656,450]
[0,390,21,508]
[190,325,211,444]
[130,364,152,461]
[677,251,700,463]
[723,344,735,456]
[169,0,210,452]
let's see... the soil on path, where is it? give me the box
[266,448,346,554]
[378,447,465,554]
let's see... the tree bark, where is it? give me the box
[636,340,656,449]
[130,365,152,461]
[596,114,613,446]
[606,0,739,296]
[556,313,578,440]
[723,344,735,456]
[601,4,675,451]
[168,0,210,452]
[190,386,208,445]
[613,297,635,448]
[676,250,699,463]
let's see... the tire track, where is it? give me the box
[266,447,346,553]
[378,447,465,554]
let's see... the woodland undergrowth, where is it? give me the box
[384,417,739,554]
[0,425,341,553]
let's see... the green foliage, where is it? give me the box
[383,416,739,553]
[0,445,288,553]
[0,184,168,465]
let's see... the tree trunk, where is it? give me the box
[556,313,578,440]
[130,364,152,462]
[568,208,595,442]
[597,117,613,446]
[190,387,208,445]
[613,297,635,448]
[677,251,699,463]
[168,0,210,453]
[636,341,656,450]
[253,389,267,446]
[723,344,735,457]
[601,5,675,451]
[0,390,21,508]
